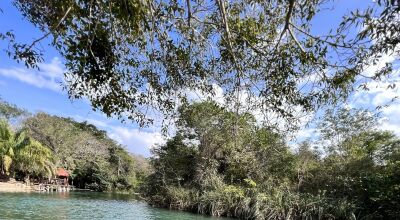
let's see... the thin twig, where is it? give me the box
[290,22,353,49]
[26,6,73,51]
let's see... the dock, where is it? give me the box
[35,184,75,192]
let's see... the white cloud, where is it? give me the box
[379,103,400,136]
[348,52,400,136]
[295,127,317,141]
[0,57,64,92]
[363,53,397,77]
[37,58,64,78]
[71,114,166,156]
[186,83,225,105]
[109,126,166,153]
[85,118,109,128]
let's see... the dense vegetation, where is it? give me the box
[144,101,400,219]
[2,99,399,219]
[0,100,149,192]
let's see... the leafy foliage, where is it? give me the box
[145,102,400,219]
[0,120,27,176]
[3,1,399,127]
[22,113,148,191]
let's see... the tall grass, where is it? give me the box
[146,184,359,220]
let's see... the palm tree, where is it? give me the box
[0,120,26,176]
[0,120,54,182]
[14,139,55,182]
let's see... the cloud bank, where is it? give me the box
[0,57,64,92]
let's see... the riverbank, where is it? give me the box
[0,182,32,192]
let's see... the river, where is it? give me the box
[0,192,231,220]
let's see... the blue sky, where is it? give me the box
[0,0,399,156]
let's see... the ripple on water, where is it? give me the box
[0,192,231,220]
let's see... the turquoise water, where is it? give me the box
[0,192,231,220]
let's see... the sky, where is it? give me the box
[0,0,399,156]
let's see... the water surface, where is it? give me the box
[0,192,231,220]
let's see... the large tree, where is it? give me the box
[2,0,399,127]
[147,101,296,206]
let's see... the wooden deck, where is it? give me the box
[35,184,75,192]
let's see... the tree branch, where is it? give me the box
[26,6,73,51]
[288,27,306,53]
[274,0,295,51]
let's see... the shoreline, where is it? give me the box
[0,182,32,193]
[0,183,132,194]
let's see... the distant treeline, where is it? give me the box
[0,99,150,192]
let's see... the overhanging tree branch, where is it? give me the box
[25,6,73,51]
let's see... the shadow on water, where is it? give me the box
[0,192,233,220]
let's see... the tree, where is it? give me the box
[0,120,27,176]
[342,0,400,82]
[295,141,319,191]
[22,112,141,191]
[131,153,152,182]
[22,113,110,170]
[3,1,398,126]
[14,139,54,181]
[0,119,54,181]
[301,108,400,218]
[150,135,198,188]
[176,101,257,185]
[147,101,299,217]
[318,108,378,156]
[0,98,28,121]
